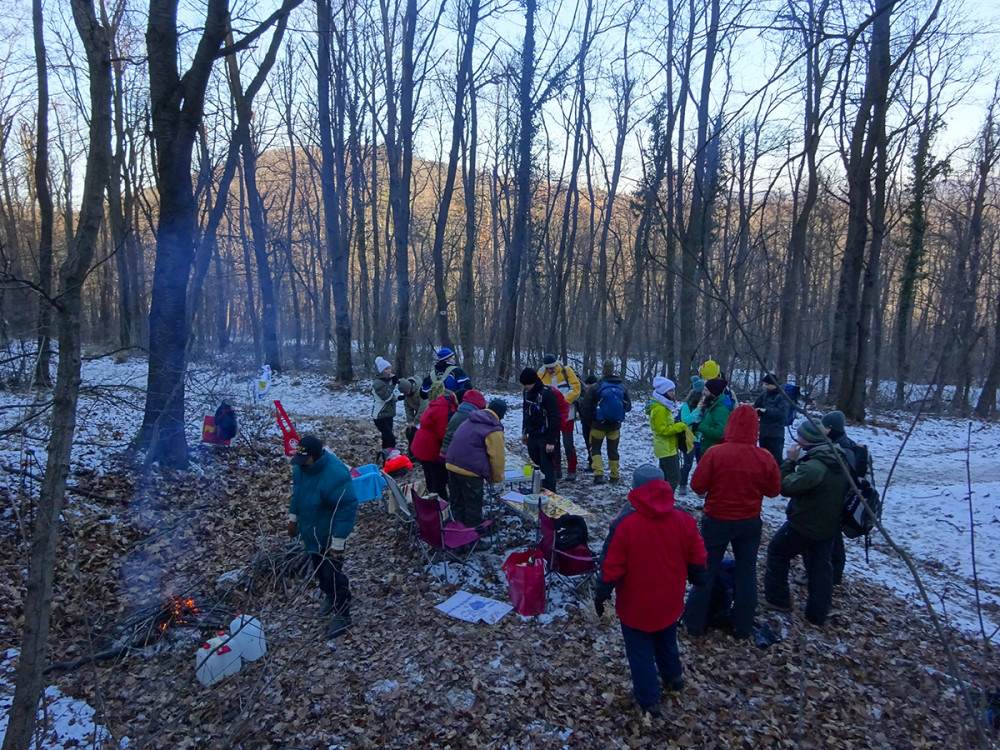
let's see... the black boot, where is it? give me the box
[327,605,352,638]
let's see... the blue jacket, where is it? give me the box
[290,451,358,553]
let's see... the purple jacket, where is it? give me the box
[446,409,503,479]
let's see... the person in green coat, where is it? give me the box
[645,376,689,490]
[689,378,732,454]
[288,435,359,638]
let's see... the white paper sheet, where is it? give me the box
[435,591,513,625]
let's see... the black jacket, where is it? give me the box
[522,383,561,444]
[753,389,788,439]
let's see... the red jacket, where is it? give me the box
[600,479,706,631]
[411,393,458,462]
[690,404,781,520]
[553,388,570,430]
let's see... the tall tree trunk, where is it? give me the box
[497,0,536,379]
[458,79,479,378]
[2,1,110,745]
[32,0,53,387]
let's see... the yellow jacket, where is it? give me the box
[538,363,581,404]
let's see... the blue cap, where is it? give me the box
[436,347,454,362]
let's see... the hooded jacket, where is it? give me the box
[371,375,397,420]
[780,442,851,540]
[691,405,782,520]
[446,409,506,482]
[645,394,688,458]
[289,451,358,553]
[691,395,732,451]
[411,393,458,462]
[598,479,707,631]
[538,363,582,409]
[752,387,788,439]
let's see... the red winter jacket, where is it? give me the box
[553,388,570,431]
[411,393,458,462]
[690,404,781,520]
[600,479,707,631]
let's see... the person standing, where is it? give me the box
[589,361,632,485]
[538,353,582,482]
[411,391,459,501]
[419,347,471,416]
[822,409,861,586]
[689,378,732,455]
[519,367,561,492]
[763,420,850,626]
[594,464,707,717]
[371,356,398,452]
[576,374,599,471]
[754,373,788,467]
[288,435,359,638]
[445,399,508,532]
[645,377,688,490]
[677,377,705,494]
[396,375,422,454]
[683,405,781,639]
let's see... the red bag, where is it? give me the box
[201,416,231,446]
[274,400,300,456]
[502,550,546,616]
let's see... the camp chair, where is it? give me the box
[412,492,493,581]
[538,511,598,600]
[382,471,415,533]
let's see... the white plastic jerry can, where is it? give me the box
[195,632,243,686]
[229,613,266,662]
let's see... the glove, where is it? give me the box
[391,374,400,385]
[594,595,608,617]
[397,394,406,401]
[422,376,432,391]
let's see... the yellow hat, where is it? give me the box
[699,359,720,380]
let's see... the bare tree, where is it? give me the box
[31,0,53,387]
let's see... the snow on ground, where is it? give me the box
[3,352,1000,745]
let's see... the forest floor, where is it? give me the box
[1,354,999,748]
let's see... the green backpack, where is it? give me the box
[427,365,458,401]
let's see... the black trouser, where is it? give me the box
[581,420,593,464]
[310,551,350,614]
[448,472,485,527]
[374,417,396,449]
[678,448,695,487]
[832,532,845,585]
[758,435,784,469]
[658,454,681,491]
[764,522,835,626]
[421,459,449,501]
[526,434,557,491]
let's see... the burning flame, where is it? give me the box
[157,595,200,633]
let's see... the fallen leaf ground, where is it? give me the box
[0,412,996,749]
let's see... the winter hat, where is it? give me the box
[691,377,706,393]
[822,410,846,434]
[584,374,598,385]
[542,352,559,369]
[762,373,778,386]
[397,377,416,396]
[436,347,455,362]
[291,434,324,465]
[653,376,676,395]
[488,398,508,419]
[796,420,826,446]
[375,356,391,374]
[519,367,541,386]
[699,359,721,380]
[705,378,727,397]
[602,360,616,378]
[632,463,665,490]
[462,389,487,409]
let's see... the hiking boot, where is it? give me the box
[327,612,352,638]
[565,472,576,483]
[318,596,338,617]
[764,599,792,613]
[609,476,621,485]
[640,705,662,719]
[677,485,688,496]
[593,475,606,485]
[663,676,685,693]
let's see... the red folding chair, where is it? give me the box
[413,492,493,582]
[538,511,598,600]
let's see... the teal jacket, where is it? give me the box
[290,451,358,553]
[691,398,732,452]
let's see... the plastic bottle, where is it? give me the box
[229,613,266,662]
[194,631,242,686]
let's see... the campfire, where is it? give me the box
[154,595,200,635]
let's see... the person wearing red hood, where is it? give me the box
[683,404,781,639]
[411,391,459,501]
[594,465,707,717]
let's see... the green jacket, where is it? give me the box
[372,376,397,420]
[780,443,850,540]
[645,397,687,458]
[692,398,732,452]
[289,451,358,553]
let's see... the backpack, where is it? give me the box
[214,402,237,440]
[782,383,800,427]
[595,381,626,423]
[427,365,457,402]
[706,558,736,628]
[842,477,881,539]
[554,514,589,550]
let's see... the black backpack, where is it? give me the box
[214,401,237,441]
[554,515,589,550]
[841,443,880,542]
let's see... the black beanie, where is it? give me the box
[519,367,540,386]
[488,398,508,419]
[762,373,778,386]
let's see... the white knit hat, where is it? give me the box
[653,376,676,395]
[375,357,391,374]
